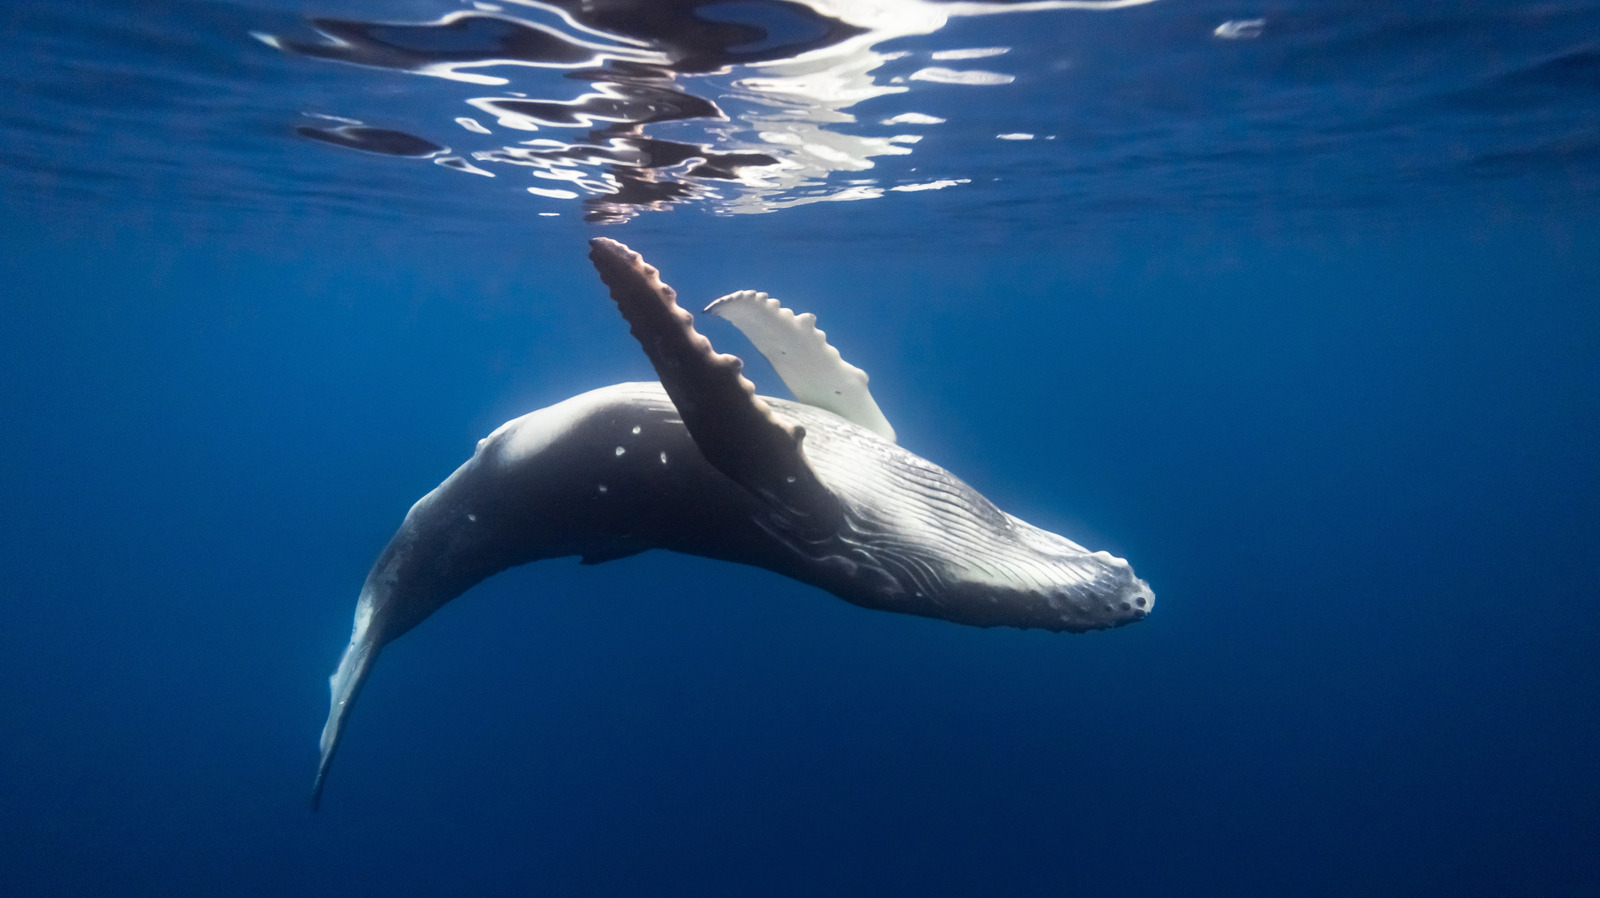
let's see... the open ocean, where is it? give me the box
[2,1,1598,895]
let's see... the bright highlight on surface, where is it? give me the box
[890,179,969,192]
[909,67,1016,85]
[931,47,1009,60]
[1214,19,1266,39]
[258,0,1159,220]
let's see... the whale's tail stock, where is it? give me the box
[310,589,382,811]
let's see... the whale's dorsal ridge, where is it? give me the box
[705,290,896,443]
[587,238,843,531]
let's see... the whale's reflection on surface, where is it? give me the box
[255,0,1155,221]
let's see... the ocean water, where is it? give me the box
[2,1,1598,895]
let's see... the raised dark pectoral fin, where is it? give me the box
[588,238,842,532]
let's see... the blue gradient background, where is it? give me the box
[3,2,1599,895]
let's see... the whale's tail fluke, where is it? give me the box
[310,594,382,811]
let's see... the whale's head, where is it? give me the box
[983,518,1155,633]
[1079,555,1154,629]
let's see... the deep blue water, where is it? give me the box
[2,1,1598,895]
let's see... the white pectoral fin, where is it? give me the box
[706,290,896,443]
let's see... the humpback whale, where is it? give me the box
[311,238,1152,807]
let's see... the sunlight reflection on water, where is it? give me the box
[253,0,1157,222]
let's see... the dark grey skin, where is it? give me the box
[310,239,1153,808]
